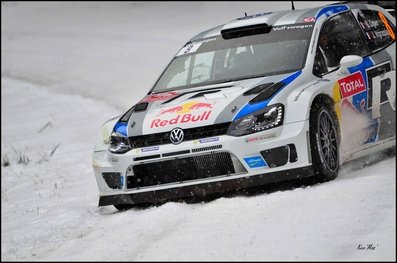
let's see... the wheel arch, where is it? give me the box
[284,86,337,124]
[310,93,341,143]
[308,93,341,181]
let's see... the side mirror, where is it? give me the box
[336,55,363,76]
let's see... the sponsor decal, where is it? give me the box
[109,156,118,162]
[332,83,343,123]
[141,146,160,152]
[135,146,160,153]
[244,156,267,168]
[364,122,379,144]
[158,101,213,116]
[199,137,219,144]
[141,91,178,102]
[273,23,313,31]
[373,30,390,38]
[359,18,380,30]
[316,5,349,19]
[367,64,396,117]
[337,72,366,98]
[303,17,316,23]
[151,101,213,128]
[151,112,211,128]
[176,38,216,56]
[245,133,276,143]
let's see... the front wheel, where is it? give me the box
[309,101,340,182]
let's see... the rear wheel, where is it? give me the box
[309,100,340,182]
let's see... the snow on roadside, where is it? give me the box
[1,77,395,261]
[1,77,120,260]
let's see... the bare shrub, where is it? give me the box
[37,143,60,163]
[11,146,30,165]
[2,155,10,167]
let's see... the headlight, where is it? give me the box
[108,131,132,154]
[228,104,284,136]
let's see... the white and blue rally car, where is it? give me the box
[92,2,396,210]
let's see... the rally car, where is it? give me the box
[92,2,396,210]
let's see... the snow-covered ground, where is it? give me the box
[1,2,396,261]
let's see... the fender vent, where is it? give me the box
[119,106,135,122]
[189,90,221,99]
[243,83,274,96]
[250,82,285,103]
[134,102,149,112]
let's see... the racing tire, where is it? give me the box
[309,100,340,182]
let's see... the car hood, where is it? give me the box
[126,71,300,136]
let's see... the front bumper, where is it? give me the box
[98,166,313,206]
[93,119,313,206]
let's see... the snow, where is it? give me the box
[1,2,396,261]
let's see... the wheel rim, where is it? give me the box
[317,109,338,172]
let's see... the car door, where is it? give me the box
[352,8,396,141]
[312,9,396,158]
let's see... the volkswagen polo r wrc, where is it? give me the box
[92,2,396,210]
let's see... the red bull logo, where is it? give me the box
[188,102,213,110]
[157,101,213,116]
[141,91,178,102]
[157,105,184,116]
[151,101,213,128]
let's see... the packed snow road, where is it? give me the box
[1,77,395,261]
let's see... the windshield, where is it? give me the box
[153,23,315,92]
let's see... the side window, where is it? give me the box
[313,12,369,76]
[356,9,396,52]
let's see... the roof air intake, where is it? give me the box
[221,23,271,40]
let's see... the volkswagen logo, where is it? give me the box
[170,128,184,145]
